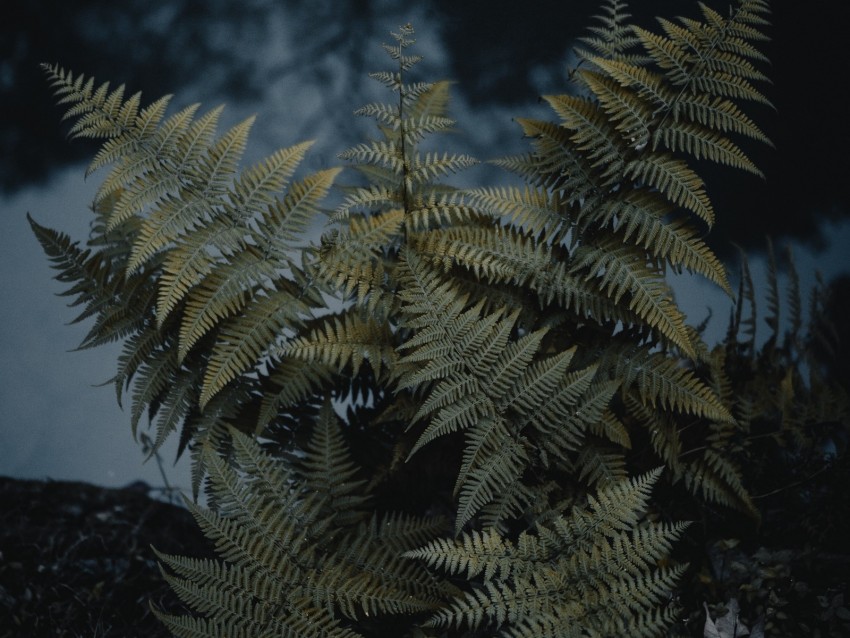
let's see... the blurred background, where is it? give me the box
[2,0,848,494]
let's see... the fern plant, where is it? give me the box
[153,403,452,638]
[405,468,689,637]
[31,63,340,496]
[28,2,814,636]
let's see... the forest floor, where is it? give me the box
[2,473,849,637]
[0,476,212,638]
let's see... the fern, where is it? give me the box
[153,407,450,636]
[36,62,339,462]
[29,3,803,636]
[406,470,689,637]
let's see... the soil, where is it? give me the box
[0,476,214,638]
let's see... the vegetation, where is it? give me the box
[30,1,849,635]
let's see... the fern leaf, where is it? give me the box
[602,192,730,292]
[200,290,305,407]
[612,347,734,422]
[625,154,714,225]
[403,528,516,582]
[257,167,340,253]
[283,312,395,377]
[299,402,370,526]
[178,250,277,361]
[500,347,577,415]
[148,371,196,457]
[156,220,245,325]
[455,435,528,534]
[130,346,177,439]
[652,121,762,175]
[227,140,313,220]
[572,238,696,356]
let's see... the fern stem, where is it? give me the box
[751,464,832,500]
[398,62,411,244]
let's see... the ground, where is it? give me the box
[0,476,212,638]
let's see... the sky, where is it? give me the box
[1,0,848,494]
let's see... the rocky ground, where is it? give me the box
[0,476,213,638]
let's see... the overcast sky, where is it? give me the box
[1,0,848,493]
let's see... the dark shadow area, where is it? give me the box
[0,476,213,637]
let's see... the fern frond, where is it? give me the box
[577,0,649,63]
[200,289,306,408]
[575,445,629,488]
[299,402,370,527]
[411,469,687,636]
[407,152,478,185]
[672,94,770,143]
[283,312,395,378]
[543,94,626,182]
[601,192,730,292]
[523,363,600,452]
[585,58,672,109]
[403,528,516,582]
[572,238,696,356]
[155,220,244,325]
[227,140,313,220]
[453,417,528,532]
[178,250,277,361]
[684,448,756,515]
[610,347,734,422]
[652,121,762,175]
[463,186,566,242]
[625,154,713,225]
[148,370,197,456]
[128,345,178,439]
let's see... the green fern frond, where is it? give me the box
[610,347,734,422]
[110,107,253,229]
[453,418,529,534]
[625,154,713,225]
[599,192,730,292]
[651,121,762,175]
[178,249,278,361]
[575,445,629,487]
[283,312,395,378]
[409,469,687,636]
[200,289,307,408]
[672,93,771,143]
[522,363,600,453]
[130,345,177,439]
[298,402,370,527]
[147,370,197,457]
[572,237,696,356]
[155,220,240,326]
[463,186,566,242]
[42,64,145,141]
[684,448,756,515]
[254,357,334,435]
[34,11,785,637]
[577,0,649,63]
[543,94,626,183]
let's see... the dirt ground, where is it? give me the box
[0,476,213,638]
